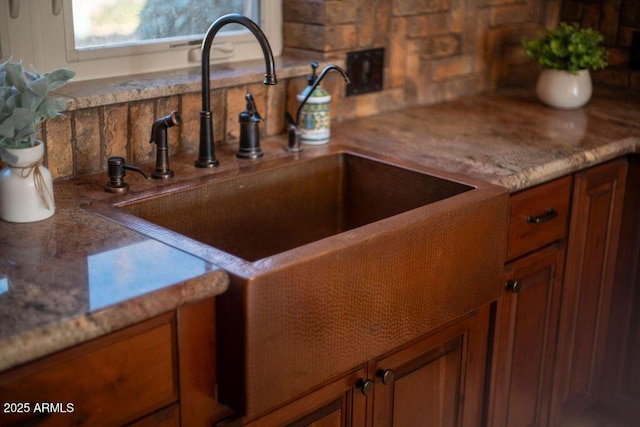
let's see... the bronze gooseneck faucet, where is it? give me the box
[196,14,277,168]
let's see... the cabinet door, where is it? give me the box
[551,159,628,422]
[240,367,368,427]
[600,156,640,424]
[370,305,490,427]
[0,314,178,427]
[489,242,565,427]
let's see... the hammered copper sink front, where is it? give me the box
[86,147,509,417]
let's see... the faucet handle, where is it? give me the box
[308,61,319,85]
[244,93,262,121]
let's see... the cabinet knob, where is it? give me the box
[356,378,374,395]
[376,369,395,385]
[506,280,521,293]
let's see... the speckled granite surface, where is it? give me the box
[331,87,640,192]
[1,86,638,372]
[53,56,317,110]
[0,178,229,372]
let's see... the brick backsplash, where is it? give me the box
[26,0,638,180]
[560,0,640,89]
[283,0,562,115]
[42,88,244,180]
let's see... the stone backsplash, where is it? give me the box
[25,0,639,181]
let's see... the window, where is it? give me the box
[1,0,282,81]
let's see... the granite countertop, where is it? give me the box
[1,86,639,373]
[0,173,231,371]
[331,87,640,192]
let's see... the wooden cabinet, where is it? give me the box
[0,298,228,427]
[241,306,491,427]
[551,159,628,423]
[489,176,570,427]
[0,314,179,427]
[599,155,640,424]
[177,298,232,426]
[506,176,572,261]
[128,404,181,426]
[370,306,490,427]
[489,243,565,427]
[237,367,368,427]
[490,160,629,426]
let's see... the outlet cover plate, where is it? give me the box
[346,48,384,96]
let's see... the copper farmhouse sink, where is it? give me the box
[86,147,509,417]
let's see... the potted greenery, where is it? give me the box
[0,59,75,222]
[522,22,608,109]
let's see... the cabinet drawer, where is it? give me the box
[0,314,178,427]
[507,176,571,261]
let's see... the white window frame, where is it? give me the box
[0,0,282,81]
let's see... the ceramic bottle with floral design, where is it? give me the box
[296,62,332,145]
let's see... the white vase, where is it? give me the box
[536,69,593,109]
[0,142,55,223]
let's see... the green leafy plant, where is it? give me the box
[522,22,608,73]
[0,59,75,163]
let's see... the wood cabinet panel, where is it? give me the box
[387,340,461,426]
[0,314,178,427]
[177,298,233,426]
[240,306,490,427]
[489,242,565,427]
[371,305,490,427]
[551,158,628,423]
[599,156,640,424]
[240,367,368,427]
[507,176,571,261]
[128,404,180,426]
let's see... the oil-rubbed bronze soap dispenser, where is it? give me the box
[237,93,263,159]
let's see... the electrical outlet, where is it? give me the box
[346,48,384,96]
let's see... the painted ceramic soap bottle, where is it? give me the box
[296,62,332,145]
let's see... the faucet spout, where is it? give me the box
[196,14,277,168]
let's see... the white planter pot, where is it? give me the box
[0,142,55,223]
[536,69,593,109]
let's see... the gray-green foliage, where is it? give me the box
[0,59,75,162]
[522,22,608,73]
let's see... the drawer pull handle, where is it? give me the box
[506,280,521,293]
[527,208,558,224]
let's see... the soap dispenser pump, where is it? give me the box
[296,62,332,145]
[237,93,264,159]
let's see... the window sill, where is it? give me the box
[54,56,318,111]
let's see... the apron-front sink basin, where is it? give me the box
[116,151,472,262]
[86,147,509,417]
